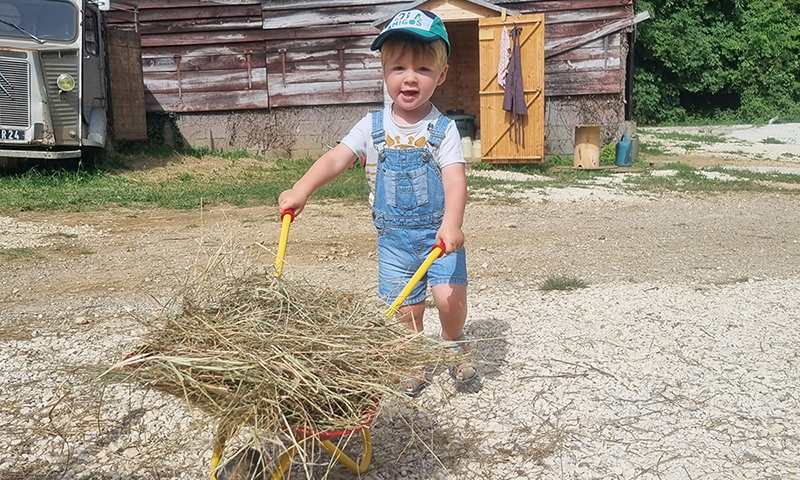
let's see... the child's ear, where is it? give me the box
[437,65,449,86]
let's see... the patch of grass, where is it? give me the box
[540,273,588,291]
[0,156,368,211]
[639,141,669,156]
[781,152,798,158]
[600,144,616,165]
[706,167,800,184]
[628,163,800,193]
[680,142,702,150]
[647,131,726,144]
[760,137,785,145]
[469,161,494,171]
[47,232,78,239]
[0,247,41,260]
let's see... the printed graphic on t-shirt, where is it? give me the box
[386,135,428,149]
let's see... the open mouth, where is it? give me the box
[400,90,419,101]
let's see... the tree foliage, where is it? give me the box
[634,0,800,125]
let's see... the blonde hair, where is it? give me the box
[380,33,448,71]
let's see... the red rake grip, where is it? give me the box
[281,209,295,222]
[432,241,446,258]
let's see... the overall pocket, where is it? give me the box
[382,165,429,210]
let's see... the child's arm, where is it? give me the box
[437,163,467,254]
[278,143,357,214]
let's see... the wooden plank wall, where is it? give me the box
[107,0,632,113]
[260,1,417,107]
[107,0,269,112]
[106,28,147,140]
[430,22,481,127]
[496,0,633,97]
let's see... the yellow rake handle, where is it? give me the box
[385,242,445,318]
[274,209,295,277]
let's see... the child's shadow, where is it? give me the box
[461,317,511,392]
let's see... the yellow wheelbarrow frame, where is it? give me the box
[210,421,373,480]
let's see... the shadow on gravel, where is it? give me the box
[467,317,511,385]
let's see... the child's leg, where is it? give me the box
[397,301,426,332]
[433,283,475,383]
[432,284,467,340]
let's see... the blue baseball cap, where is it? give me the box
[371,10,450,56]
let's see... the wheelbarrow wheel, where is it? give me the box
[214,447,269,480]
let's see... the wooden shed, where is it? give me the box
[108,0,642,158]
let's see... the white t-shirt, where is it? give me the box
[341,104,465,204]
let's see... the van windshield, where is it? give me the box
[0,0,77,42]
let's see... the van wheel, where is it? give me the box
[80,148,99,170]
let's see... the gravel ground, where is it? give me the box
[638,123,800,163]
[2,154,800,479]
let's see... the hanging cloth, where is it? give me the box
[502,24,527,148]
[497,26,511,88]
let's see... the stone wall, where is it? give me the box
[171,99,629,160]
[173,104,382,159]
[544,95,627,157]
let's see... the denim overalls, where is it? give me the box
[371,109,467,305]
[371,109,449,230]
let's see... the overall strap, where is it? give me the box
[371,110,385,147]
[427,114,452,149]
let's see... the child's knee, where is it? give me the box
[433,284,467,313]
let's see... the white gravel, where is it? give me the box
[2,174,800,479]
[0,216,105,249]
[639,123,800,162]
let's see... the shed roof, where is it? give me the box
[372,0,519,27]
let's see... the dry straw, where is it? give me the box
[100,273,448,438]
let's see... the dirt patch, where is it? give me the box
[119,153,274,182]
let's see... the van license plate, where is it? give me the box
[0,129,25,141]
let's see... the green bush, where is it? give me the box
[634,0,800,125]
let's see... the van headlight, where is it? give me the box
[56,73,75,92]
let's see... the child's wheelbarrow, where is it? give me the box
[211,211,445,480]
[211,407,377,480]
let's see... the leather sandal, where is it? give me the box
[444,334,477,384]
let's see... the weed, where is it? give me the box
[540,274,588,291]
[600,144,615,165]
[0,247,40,260]
[470,162,494,171]
[639,141,669,156]
[646,131,726,143]
[760,137,785,144]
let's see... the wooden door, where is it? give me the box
[478,14,544,164]
[106,28,147,141]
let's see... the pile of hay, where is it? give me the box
[102,274,446,436]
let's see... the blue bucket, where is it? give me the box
[615,134,633,167]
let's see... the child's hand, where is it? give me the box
[436,224,465,255]
[278,188,308,216]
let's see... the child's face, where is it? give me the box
[383,48,448,120]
